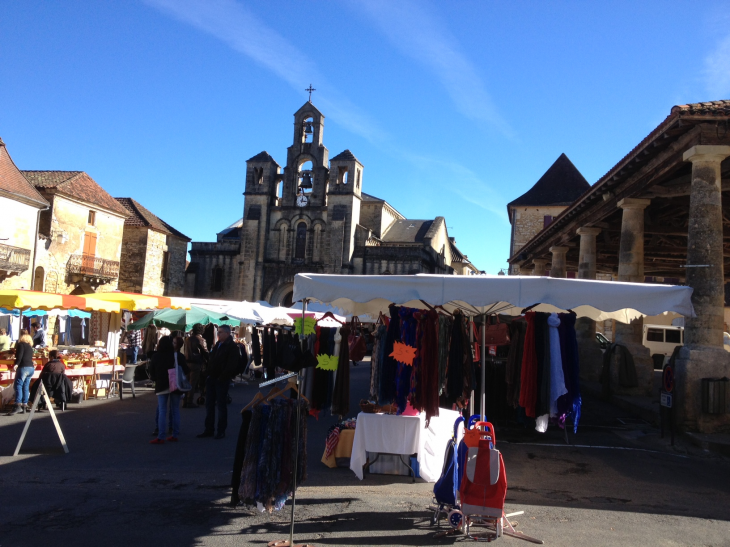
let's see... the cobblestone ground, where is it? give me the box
[1,360,729,547]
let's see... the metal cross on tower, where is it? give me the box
[305,84,316,102]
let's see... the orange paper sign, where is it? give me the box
[390,341,416,366]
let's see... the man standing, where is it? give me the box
[31,322,46,348]
[184,323,208,408]
[124,328,142,364]
[197,325,239,439]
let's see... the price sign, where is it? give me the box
[488,345,497,356]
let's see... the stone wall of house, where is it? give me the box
[166,236,188,296]
[141,228,167,295]
[118,226,147,292]
[34,194,125,294]
[510,205,568,258]
[0,196,40,290]
[188,241,240,299]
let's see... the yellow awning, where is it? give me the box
[0,290,121,312]
[78,291,191,311]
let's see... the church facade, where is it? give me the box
[186,102,478,305]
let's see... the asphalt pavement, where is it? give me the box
[1,360,729,547]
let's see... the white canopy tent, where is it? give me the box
[293,273,695,418]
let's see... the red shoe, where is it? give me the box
[166,436,178,442]
[149,438,165,445]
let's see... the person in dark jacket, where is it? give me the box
[149,336,190,444]
[7,332,35,415]
[184,324,209,408]
[30,350,72,410]
[197,325,239,439]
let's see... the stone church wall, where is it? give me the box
[0,196,40,290]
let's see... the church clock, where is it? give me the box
[296,194,309,207]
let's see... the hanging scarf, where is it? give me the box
[518,312,538,417]
[379,305,401,404]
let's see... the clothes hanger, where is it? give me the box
[242,390,267,412]
[521,303,540,314]
[316,311,345,325]
[265,378,309,403]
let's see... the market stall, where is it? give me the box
[292,273,696,481]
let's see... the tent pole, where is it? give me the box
[481,313,486,421]
[469,316,474,417]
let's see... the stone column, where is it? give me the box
[614,198,652,395]
[675,145,730,432]
[577,227,601,280]
[575,227,603,380]
[549,246,568,278]
[532,258,548,276]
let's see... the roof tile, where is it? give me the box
[115,198,190,241]
[22,170,129,216]
[0,140,48,206]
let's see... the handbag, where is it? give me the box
[169,353,192,393]
[484,315,510,346]
[348,317,367,362]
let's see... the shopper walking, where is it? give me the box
[184,324,208,408]
[124,327,142,364]
[197,325,239,440]
[31,322,46,348]
[7,331,34,415]
[149,336,190,444]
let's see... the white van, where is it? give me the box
[643,324,683,368]
[643,324,730,368]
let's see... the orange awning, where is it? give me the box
[0,290,121,312]
[78,291,191,311]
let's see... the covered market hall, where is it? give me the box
[508,100,730,434]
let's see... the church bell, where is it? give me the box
[304,122,313,134]
[300,172,313,189]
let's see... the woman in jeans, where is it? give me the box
[7,331,34,415]
[149,336,189,444]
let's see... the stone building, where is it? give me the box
[187,101,477,304]
[115,198,190,296]
[21,170,128,295]
[506,100,730,433]
[507,153,590,274]
[0,138,49,290]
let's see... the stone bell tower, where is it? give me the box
[327,149,364,273]
[281,102,329,208]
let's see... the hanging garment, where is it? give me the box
[534,312,551,419]
[252,328,262,367]
[231,409,253,506]
[311,327,332,413]
[518,312,538,418]
[558,311,582,433]
[437,315,452,395]
[417,309,440,423]
[379,305,401,404]
[547,313,568,418]
[445,312,466,406]
[505,318,526,408]
[331,324,351,417]
[395,307,418,414]
[369,324,383,401]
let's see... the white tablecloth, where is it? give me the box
[350,409,461,482]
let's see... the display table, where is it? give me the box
[321,429,355,468]
[349,409,461,482]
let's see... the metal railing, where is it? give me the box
[67,254,120,280]
[0,243,31,272]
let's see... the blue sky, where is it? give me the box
[1,0,729,274]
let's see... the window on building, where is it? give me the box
[295,222,307,260]
[161,251,170,282]
[646,328,664,342]
[211,266,223,292]
[338,166,349,185]
[34,267,45,292]
[88,210,96,226]
[543,215,553,229]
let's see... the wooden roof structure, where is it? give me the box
[508,100,730,280]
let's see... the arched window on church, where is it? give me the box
[211,266,223,292]
[298,160,313,195]
[295,222,307,260]
[302,117,314,144]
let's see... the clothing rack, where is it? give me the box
[264,298,315,547]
